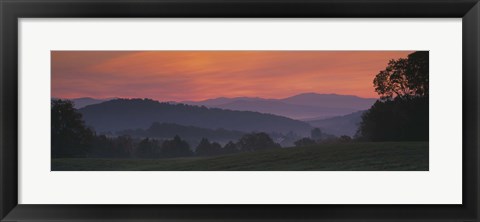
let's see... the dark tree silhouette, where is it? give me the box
[211,142,222,154]
[338,135,352,142]
[161,135,193,158]
[90,135,115,157]
[405,51,429,96]
[114,135,135,157]
[222,141,239,154]
[237,132,280,152]
[294,137,316,147]
[195,138,222,156]
[135,138,161,158]
[51,99,94,157]
[373,51,429,100]
[195,138,211,156]
[359,51,429,141]
[358,96,428,141]
[310,128,323,141]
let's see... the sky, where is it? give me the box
[51,51,413,101]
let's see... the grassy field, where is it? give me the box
[51,142,428,171]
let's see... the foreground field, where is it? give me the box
[52,142,428,171]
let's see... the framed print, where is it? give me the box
[1,0,479,221]
[49,50,429,171]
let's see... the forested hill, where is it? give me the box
[118,122,246,142]
[79,98,312,135]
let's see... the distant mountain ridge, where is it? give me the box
[213,99,355,120]
[67,93,375,119]
[61,97,116,109]
[183,93,376,119]
[184,96,267,107]
[78,98,312,135]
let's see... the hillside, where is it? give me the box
[52,141,429,171]
[308,111,365,137]
[118,122,246,143]
[79,98,312,135]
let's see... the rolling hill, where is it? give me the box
[78,98,312,135]
[117,122,246,143]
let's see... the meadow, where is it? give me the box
[52,142,428,171]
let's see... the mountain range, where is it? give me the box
[68,93,376,120]
[68,93,376,138]
[78,98,312,135]
[183,93,376,120]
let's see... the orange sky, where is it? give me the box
[51,51,413,101]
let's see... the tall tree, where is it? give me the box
[358,51,429,141]
[373,51,429,100]
[51,99,94,157]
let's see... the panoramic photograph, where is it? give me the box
[51,51,429,171]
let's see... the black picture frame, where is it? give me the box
[1,0,479,221]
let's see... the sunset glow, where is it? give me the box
[51,51,413,101]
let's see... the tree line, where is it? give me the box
[117,132,280,158]
[117,122,245,143]
[293,128,353,147]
